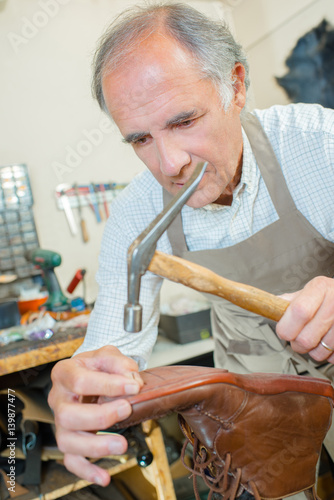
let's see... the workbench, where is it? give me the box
[0,326,215,376]
[0,327,180,500]
[0,327,85,376]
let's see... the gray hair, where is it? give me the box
[92,2,250,114]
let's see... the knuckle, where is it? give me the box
[55,432,68,453]
[54,403,70,429]
[275,322,285,339]
[311,275,329,289]
[50,359,67,382]
[63,453,74,471]
[71,375,87,396]
[96,345,119,357]
[291,301,310,322]
[299,338,316,352]
[47,389,55,409]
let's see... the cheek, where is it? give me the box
[189,126,225,162]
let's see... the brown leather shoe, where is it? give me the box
[107,366,334,500]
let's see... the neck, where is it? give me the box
[214,153,243,206]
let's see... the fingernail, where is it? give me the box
[93,475,105,486]
[117,401,131,419]
[109,438,126,455]
[125,383,139,395]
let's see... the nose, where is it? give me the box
[155,136,191,176]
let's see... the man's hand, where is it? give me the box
[48,345,143,486]
[276,276,334,363]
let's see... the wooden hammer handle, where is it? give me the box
[148,251,289,322]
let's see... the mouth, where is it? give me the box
[169,162,208,192]
[172,170,207,189]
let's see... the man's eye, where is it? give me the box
[178,119,194,128]
[134,137,148,146]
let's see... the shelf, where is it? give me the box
[14,456,138,500]
[148,336,214,368]
[0,327,85,376]
[9,420,176,500]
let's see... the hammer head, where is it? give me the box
[124,162,207,333]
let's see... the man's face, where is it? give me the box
[102,34,246,208]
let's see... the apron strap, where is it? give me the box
[241,113,296,216]
[163,188,188,256]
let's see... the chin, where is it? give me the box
[186,194,216,209]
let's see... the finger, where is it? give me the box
[63,453,111,486]
[51,361,142,398]
[77,345,141,375]
[286,290,334,354]
[56,429,128,458]
[278,292,299,302]
[55,399,132,431]
[305,328,334,362]
[276,278,327,342]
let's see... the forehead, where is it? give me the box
[101,34,217,126]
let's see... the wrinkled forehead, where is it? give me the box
[101,32,204,114]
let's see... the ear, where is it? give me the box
[232,63,247,111]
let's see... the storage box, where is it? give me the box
[159,308,212,344]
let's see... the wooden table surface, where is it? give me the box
[0,327,86,376]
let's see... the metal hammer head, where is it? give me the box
[124,162,207,333]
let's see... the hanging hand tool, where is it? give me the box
[74,183,89,243]
[88,183,102,222]
[85,194,96,215]
[93,183,104,221]
[67,268,86,295]
[99,183,109,218]
[56,184,78,236]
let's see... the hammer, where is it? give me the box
[124,162,289,333]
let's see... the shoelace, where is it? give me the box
[180,433,261,500]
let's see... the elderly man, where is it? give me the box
[48,1,334,492]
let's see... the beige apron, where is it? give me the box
[163,112,334,464]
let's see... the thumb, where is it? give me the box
[278,290,301,302]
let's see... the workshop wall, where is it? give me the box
[1,0,333,306]
[0,0,233,305]
[231,0,334,110]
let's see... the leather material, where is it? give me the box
[107,366,334,499]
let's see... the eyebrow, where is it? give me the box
[123,109,197,144]
[123,131,148,144]
[165,109,197,127]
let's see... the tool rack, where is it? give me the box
[55,183,127,211]
[55,182,127,238]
